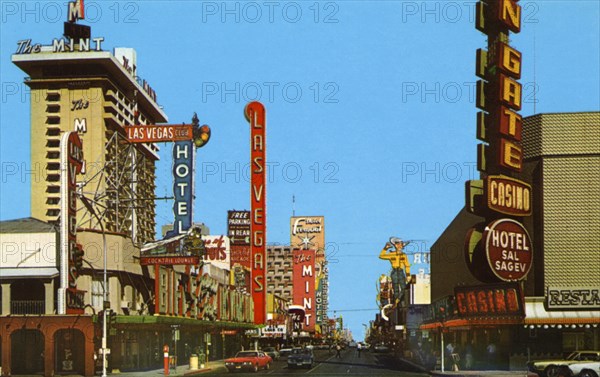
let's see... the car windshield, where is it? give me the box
[236,351,258,357]
[291,348,304,354]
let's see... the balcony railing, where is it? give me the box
[11,300,45,315]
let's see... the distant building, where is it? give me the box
[266,246,294,301]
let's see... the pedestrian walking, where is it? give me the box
[486,341,497,369]
[335,344,342,358]
[357,342,362,358]
[464,341,474,370]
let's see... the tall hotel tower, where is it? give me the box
[13,40,166,245]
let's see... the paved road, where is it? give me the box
[201,348,429,376]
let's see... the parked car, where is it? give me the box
[279,347,293,357]
[527,351,600,377]
[262,347,280,360]
[564,354,600,377]
[224,350,272,373]
[287,347,314,369]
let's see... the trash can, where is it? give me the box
[189,355,199,370]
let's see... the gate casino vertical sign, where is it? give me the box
[245,102,267,324]
[465,0,533,284]
[475,0,524,175]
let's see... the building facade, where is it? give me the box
[1,15,258,377]
[425,112,600,370]
[266,246,294,300]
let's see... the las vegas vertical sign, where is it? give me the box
[245,101,267,324]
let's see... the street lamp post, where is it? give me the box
[79,195,108,377]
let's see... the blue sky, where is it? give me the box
[1,1,599,339]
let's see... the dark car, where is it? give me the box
[279,347,293,357]
[287,348,314,369]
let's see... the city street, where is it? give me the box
[201,349,428,376]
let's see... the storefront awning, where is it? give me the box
[420,317,524,330]
[0,267,59,279]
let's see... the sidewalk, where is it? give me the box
[396,356,530,377]
[112,360,225,376]
[430,370,530,377]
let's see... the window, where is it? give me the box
[92,278,104,310]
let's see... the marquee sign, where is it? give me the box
[288,304,306,331]
[202,235,230,271]
[228,210,251,245]
[293,249,316,332]
[475,0,524,175]
[125,125,194,143]
[290,216,325,250]
[545,287,600,311]
[170,140,194,235]
[454,282,525,318]
[140,227,204,265]
[484,218,532,281]
[465,0,533,284]
[59,131,85,314]
[486,175,531,216]
[246,101,267,324]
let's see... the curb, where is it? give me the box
[183,367,213,375]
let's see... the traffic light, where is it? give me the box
[107,309,117,328]
[193,124,211,148]
[97,310,104,328]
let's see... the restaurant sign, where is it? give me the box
[545,287,600,311]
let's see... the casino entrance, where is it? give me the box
[0,315,95,377]
[10,329,44,375]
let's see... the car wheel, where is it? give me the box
[265,362,271,370]
[253,364,259,372]
[580,371,599,377]
[546,365,560,377]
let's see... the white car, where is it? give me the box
[528,351,600,377]
[565,357,600,377]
